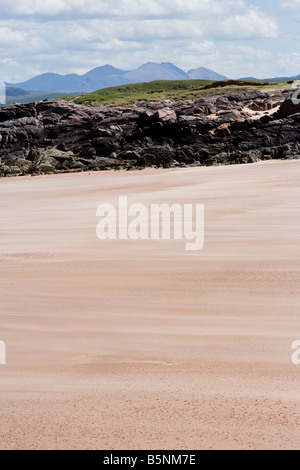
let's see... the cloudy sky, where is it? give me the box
[0,0,300,82]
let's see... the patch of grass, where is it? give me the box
[67,80,212,105]
[65,79,291,106]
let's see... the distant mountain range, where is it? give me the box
[239,75,300,82]
[3,62,300,105]
[4,87,75,105]
[6,62,228,94]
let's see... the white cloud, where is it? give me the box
[219,8,279,39]
[0,0,286,82]
[2,0,246,19]
[281,0,300,20]
[219,46,274,78]
[0,27,27,45]
[277,52,300,76]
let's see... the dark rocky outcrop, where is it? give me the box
[1,88,300,176]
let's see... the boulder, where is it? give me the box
[153,108,177,122]
[274,98,300,119]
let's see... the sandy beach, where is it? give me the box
[0,160,300,450]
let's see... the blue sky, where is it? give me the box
[0,0,300,82]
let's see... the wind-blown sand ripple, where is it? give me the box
[0,161,300,449]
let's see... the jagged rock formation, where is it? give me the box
[1,89,300,176]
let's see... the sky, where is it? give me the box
[0,0,300,82]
